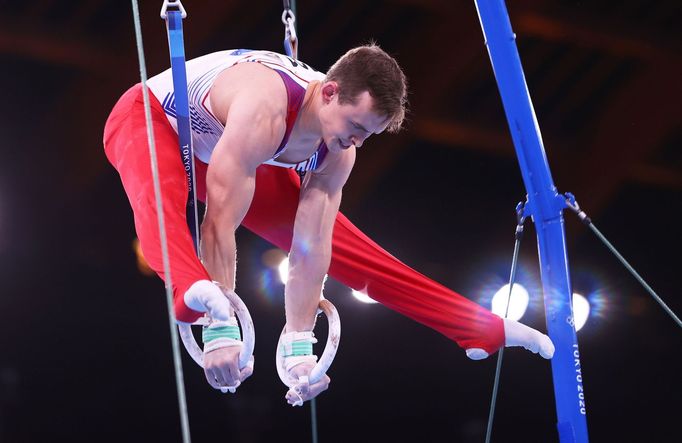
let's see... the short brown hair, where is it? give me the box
[326,44,408,133]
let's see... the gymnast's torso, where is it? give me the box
[146,49,328,172]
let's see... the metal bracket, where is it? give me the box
[562,192,592,225]
[161,0,187,19]
[515,201,526,223]
[523,191,571,222]
[281,8,298,59]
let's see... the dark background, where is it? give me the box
[1,1,680,442]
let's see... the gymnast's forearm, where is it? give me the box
[202,161,257,289]
[284,177,340,332]
[285,245,329,332]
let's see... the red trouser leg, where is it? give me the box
[103,84,208,323]
[242,165,505,354]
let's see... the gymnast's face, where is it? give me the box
[318,82,389,153]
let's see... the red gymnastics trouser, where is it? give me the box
[103,84,505,354]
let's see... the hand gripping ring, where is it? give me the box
[177,289,255,380]
[276,298,340,388]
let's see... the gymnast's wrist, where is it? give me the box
[280,330,318,373]
[202,318,242,353]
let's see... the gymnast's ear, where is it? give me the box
[321,81,339,103]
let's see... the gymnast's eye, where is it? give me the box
[352,121,368,133]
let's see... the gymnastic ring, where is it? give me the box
[276,298,340,387]
[178,289,255,371]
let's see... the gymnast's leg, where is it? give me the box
[242,165,553,358]
[103,84,215,323]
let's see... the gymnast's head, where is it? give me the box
[317,44,408,152]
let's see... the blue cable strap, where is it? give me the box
[166,10,200,254]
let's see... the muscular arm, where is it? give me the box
[201,66,287,289]
[284,148,356,332]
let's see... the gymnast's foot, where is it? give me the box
[465,318,555,360]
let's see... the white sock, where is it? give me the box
[503,318,555,359]
[465,319,555,360]
[465,348,490,360]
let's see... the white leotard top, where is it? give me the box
[146,49,327,171]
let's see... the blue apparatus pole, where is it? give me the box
[473,1,588,442]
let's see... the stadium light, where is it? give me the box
[491,283,529,321]
[278,256,289,284]
[351,289,378,304]
[572,292,590,332]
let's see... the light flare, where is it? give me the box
[572,292,590,332]
[351,289,378,304]
[491,283,529,321]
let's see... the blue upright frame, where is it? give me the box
[473,1,589,442]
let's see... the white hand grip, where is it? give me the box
[276,298,341,387]
[178,289,255,370]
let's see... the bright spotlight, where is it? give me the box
[351,289,378,304]
[491,283,529,321]
[278,257,289,284]
[572,292,590,332]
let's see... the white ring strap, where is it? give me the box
[178,289,256,373]
[276,298,341,388]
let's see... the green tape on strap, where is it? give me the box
[281,340,313,357]
[202,325,241,343]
